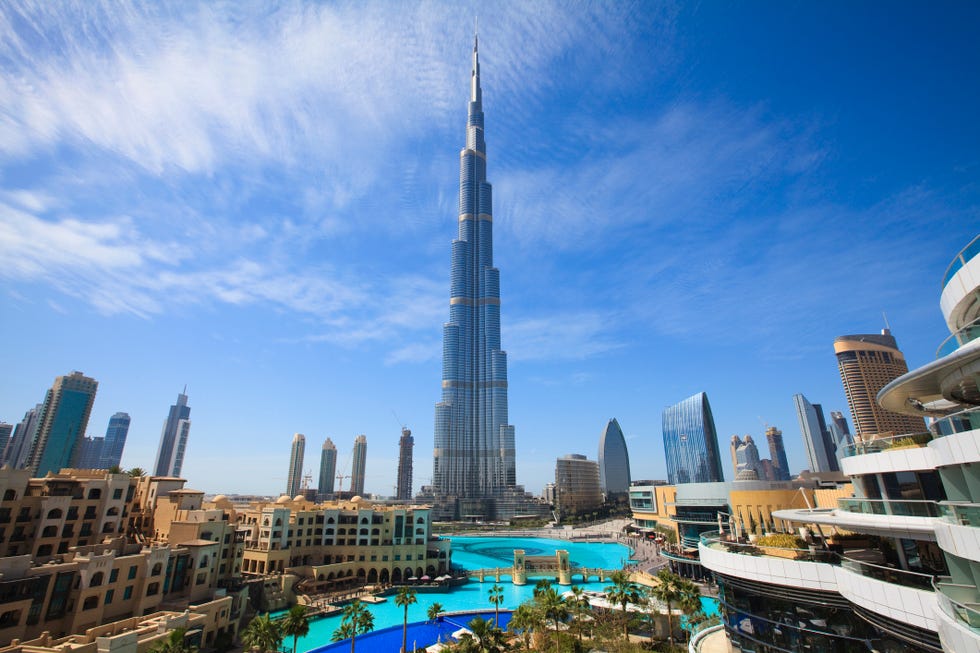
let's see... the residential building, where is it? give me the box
[3,404,41,469]
[765,425,791,480]
[794,393,840,473]
[554,454,602,516]
[662,392,724,485]
[350,435,367,497]
[834,330,927,437]
[0,423,11,461]
[396,427,413,501]
[27,371,98,476]
[318,437,337,500]
[429,37,544,522]
[700,234,980,652]
[598,418,631,498]
[99,412,130,469]
[286,433,305,497]
[152,391,191,477]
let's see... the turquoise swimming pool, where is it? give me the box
[293,535,633,651]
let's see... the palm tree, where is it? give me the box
[566,585,592,644]
[332,600,374,653]
[648,568,684,647]
[532,578,551,598]
[534,587,567,653]
[460,617,507,653]
[281,605,310,653]
[604,570,644,640]
[427,602,444,622]
[151,628,197,653]
[241,614,282,653]
[394,587,418,653]
[128,466,146,477]
[507,603,543,652]
[488,584,504,627]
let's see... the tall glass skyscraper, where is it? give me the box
[793,393,840,473]
[153,390,191,477]
[99,411,130,469]
[350,435,367,496]
[28,371,98,476]
[432,36,517,514]
[598,418,631,496]
[318,437,337,498]
[396,427,414,500]
[662,392,724,485]
[286,433,305,497]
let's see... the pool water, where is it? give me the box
[294,536,632,651]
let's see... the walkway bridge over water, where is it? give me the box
[465,549,620,585]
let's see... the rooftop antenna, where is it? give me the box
[882,311,891,331]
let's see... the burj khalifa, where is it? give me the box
[429,37,544,521]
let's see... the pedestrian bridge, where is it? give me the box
[465,550,620,585]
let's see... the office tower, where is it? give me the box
[729,435,743,479]
[286,433,305,497]
[793,393,840,473]
[597,418,631,497]
[3,404,42,468]
[396,427,414,500]
[662,392,724,485]
[765,425,791,480]
[152,390,191,477]
[318,437,337,498]
[99,412,130,469]
[554,454,603,516]
[431,36,518,519]
[75,436,104,468]
[834,330,927,437]
[734,435,761,480]
[0,423,11,461]
[828,410,853,449]
[27,371,98,476]
[350,434,367,496]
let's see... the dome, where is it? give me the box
[275,495,291,504]
[351,495,363,503]
[293,495,306,502]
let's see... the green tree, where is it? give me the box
[532,578,552,598]
[241,615,282,653]
[107,464,123,474]
[395,587,418,653]
[648,568,685,647]
[604,570,644,640]
[281,605,310,653]
[332,600,374,653]
[534,587,568,653]
[128,467,146,477]
[427,602,444,622]
[507,603,543,652]
[566,585,592,644]
[151,628,197,653]
[488,584,504,627]
[456,617,507,653]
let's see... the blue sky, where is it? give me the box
[1,1,977,497]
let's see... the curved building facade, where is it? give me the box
[598,418,631,496]
[662,392,724,485]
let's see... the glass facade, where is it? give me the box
[318,438,337,497]
[662,392,724,485]
[794,393,840,473]
[153,391,191,477]
[432,37,517,504]
[28,371,98,477]
[99,412,130,469]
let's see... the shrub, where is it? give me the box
[754,533,806,549]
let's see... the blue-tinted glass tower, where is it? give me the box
[153,390,191,477]
[27,371,99,476]
[432,36,517,513]
[662,392,724,484]
[598,418,631,496]
[99,411,130,469]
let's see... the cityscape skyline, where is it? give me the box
[1,3,978,496]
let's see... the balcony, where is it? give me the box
[935,578,980,629]
[840,431,933,458]
[940,502,980,527]
[837,497,941,518]
[936,315,980,359]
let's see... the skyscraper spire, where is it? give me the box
[471,32,481,104]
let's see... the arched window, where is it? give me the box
[327,517,335,524]
[83,596,98,610]
[42,525,57,538]
[416,517,425,524]
[151,563,163,576]
[360,517,369,524]
[90,572,104,587]
[106,507,119,516]
[3,490,16,501]
[87,488,101,499]
[199,557,209,568]
[46,508,62,520]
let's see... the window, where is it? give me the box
[123,586,133,600]
[90,572,104,587]
[110,569,119,583]
[112,488,123,500]
[146,582,159,596]
[37,544,53,557]
[83,596,98,610]
[151,563,162,576]
[128,566,137,580]
[104,589,114,605]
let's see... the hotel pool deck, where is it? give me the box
[295,535,634,652]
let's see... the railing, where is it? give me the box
[931,404,980,438]
[942,234,980,289]
[939,502,980,527]
[701,532,937,592]
[936,315,980,359]
[837,497,941,518]
[840,432,933,458]
[934,577,980,629]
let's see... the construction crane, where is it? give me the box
[336,473,351,493]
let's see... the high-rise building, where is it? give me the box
[765,425,791,480]
[0,422,11,460]
[99,411,130,469]
[828,410,853,448]
[729,435,742,478]
[3,404,42,468]
[350,434,367,496]
[286,433,305,497]
[662,392,724,485]
[153,391,192,477]
[396,427,414,501]
[554,454,603,516]
[428,36,546,522]
[318,437,337,498]
[598,418,631,497]
[75,436,104,468]
[834,330,927,438]
[27,371,98,476]
[734,435,762,480]
[793,393,840,473]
